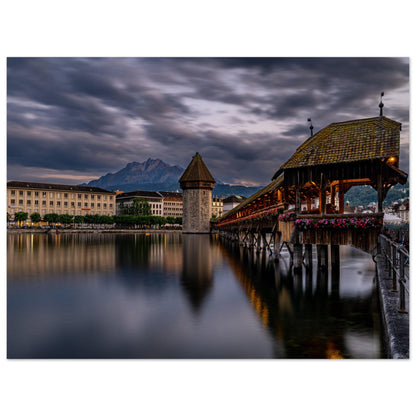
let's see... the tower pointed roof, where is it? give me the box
[179,152,215,184]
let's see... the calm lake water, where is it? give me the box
[7,232,384,358]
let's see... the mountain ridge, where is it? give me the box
[79,158,263,197]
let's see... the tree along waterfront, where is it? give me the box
[7,211,182,229]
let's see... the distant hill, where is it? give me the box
[79,158,264,198]
[345,183,409,207]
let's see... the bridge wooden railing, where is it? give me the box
[378,234,409,313]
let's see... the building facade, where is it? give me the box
[179,153,216,233]
[158,191,183,217]
[116,190,163,215]
[7,181,116,219]
[222,195,246,215]
[212,197,223,218]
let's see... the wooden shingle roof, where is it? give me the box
[179,153,215,184]
[220,175,283,220]
[272,116,401,179]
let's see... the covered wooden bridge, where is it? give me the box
[214,114,407,270]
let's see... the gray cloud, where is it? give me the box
[7,57,409,185]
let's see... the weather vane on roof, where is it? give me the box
[379,91,384,117]
[307,118,313,137]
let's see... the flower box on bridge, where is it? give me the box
[292,213,383,252]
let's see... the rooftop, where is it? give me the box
[116,190,162,199]
[179,153,215,184]
[223,195,246,204]
[7,180,114,194]
[220,175,284,220]
[273,116,401,179]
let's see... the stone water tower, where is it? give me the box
[179,153,216,233]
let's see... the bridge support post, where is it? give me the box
[261,232,267,252]
[317,244,328,270]
[304,244,313,269]
[330,245,340,270]
[293,243,303,271]
[273,231,281,262]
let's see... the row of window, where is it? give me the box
[9,208,112,216]
[10,199,113,209]
[9,190,113,200]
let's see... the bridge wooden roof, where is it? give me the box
[219,175,284,221]
[272,116,401,179]
[179,152,215,184]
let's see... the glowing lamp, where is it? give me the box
[387,156,397,165]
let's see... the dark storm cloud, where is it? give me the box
[7,57,409,185]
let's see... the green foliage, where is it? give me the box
[14,211,28,223]
[166,216,176,224]
[59,214,73,224]
[345,186,377,207]
[74,215,84,224]
[113,215,137,226]
[30,212,42,223]
[345,184,409,207]
[175,216,182,225]
[384,186,409,205]
[7,212,11,222]
[44,213,60,224]
[130,198,152,216]
[83,214,114,224]
[113,215,169,227]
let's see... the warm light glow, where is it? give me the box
[387,156,397,164]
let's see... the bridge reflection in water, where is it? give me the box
[219,238,383,358]
[8,232,382,358]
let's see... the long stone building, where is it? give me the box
[7,181,116,219]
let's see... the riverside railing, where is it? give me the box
[379,234,409,313]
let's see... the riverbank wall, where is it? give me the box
[375,254,409,358]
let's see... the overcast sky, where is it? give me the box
[7,57,409,186]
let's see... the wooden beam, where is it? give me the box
[377,172,383,213]
[338,180,344,214]
[320,173,326,215]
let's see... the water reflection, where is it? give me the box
[7,233,117,280]
[219,241,382,358]
[7,232,382,358]
[181,234,213,312]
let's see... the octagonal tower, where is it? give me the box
[179,153,216,233]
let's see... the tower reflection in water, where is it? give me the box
[181,234,213,313]
[219,240,382,359]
